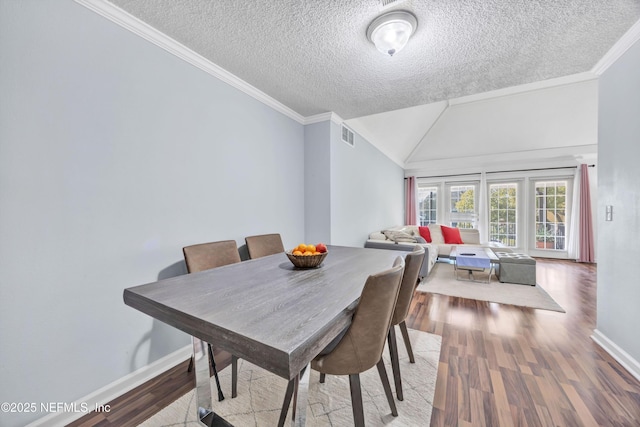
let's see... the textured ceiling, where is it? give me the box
[108,0,640,120]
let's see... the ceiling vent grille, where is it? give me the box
[341,125,355,147]
[380,0,406,10]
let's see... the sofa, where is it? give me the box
[364,224,508,277]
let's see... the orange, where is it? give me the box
[307,244,316,252]
[292,250,303,256]
[297,244,307,252]
[303,251,314,256]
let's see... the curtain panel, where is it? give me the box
[405,176,417,225]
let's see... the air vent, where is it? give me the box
[341,125,354,147]
[380,0,406,10]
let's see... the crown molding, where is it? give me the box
[592,18,640,75]
[303,112,344,125]
[74,0,306,124]
[448,72,598,107]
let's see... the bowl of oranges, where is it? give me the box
[286,243,328,268]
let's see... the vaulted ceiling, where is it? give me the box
[105,0,640,169]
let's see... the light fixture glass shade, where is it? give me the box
[367,11,417,57]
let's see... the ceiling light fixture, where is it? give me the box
[366,10,417,57]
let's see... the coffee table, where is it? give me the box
[450,247,498,283]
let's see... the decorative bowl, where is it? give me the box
[286,251,328,268]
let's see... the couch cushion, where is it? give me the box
[427,224,443,243]
[418,226,432,243]
[460,228,480,244]
[382,229,417,243]
[441,225,464,244]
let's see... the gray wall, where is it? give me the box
[303,121,404,248]
[304,121,332,245]
[0,2,406,426]
[597,40,640,365]
[329,122,405,246]
[0,1,305,426]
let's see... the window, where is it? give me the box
[449,184,475,229]
[489,183,517,247]
[534,181,567,250]
[417,185,437,225]
[417,172,573,257]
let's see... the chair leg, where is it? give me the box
[231,355,239,398]
[319,373,326,383]
[388,326,403,401]
[207,344,225,402]
[349,374,365,427]
[376,359,398,417]
[187,356,194,373]
[399,321,415,363]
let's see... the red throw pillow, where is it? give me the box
[441,225,464,244]
[418,226,432,243]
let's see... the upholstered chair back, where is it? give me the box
[183,240,241,273]
[391,245,425,326]
[245,233,285,259]
[312,256,404,375]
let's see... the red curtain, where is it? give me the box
[578,164,595,263]
[405,176,417,225]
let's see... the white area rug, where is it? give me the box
[139,329,441,426]
[417,262,565,313]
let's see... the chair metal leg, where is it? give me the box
[349,374,365,427]
[231,355,239,398]
[376,359,398,416]
[399,321,415,363]
[208,344,225,402]
[388,326,403,401]
[319,373,326,383]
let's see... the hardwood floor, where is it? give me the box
[68,259,640,426]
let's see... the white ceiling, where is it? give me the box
[103,0,640,168]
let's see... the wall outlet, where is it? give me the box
[606,205,613,221]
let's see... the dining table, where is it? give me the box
[123,245,405,426]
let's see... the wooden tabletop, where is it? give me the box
[123,245,404,380]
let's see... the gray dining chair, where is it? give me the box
[278,256,405,427]
[245,233,285,259]
[183,240,241,400]
[387,245,425,401]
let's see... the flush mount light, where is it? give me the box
[366,10,418,57]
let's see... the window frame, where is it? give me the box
[417,183,440,226]
[487,181,520,248]
[528,177,573,258]
[446,181,478,229]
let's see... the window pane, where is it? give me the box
[489,183,517,247]
[534,181,567,250]
[417,185,437,226]
[449,185,475,229]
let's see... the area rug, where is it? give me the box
[139,329,441,426]
[417,262,565,313]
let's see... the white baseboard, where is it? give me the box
[591,329,640,382]
[26,345,192,427]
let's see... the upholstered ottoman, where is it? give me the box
[494,252,536,286]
